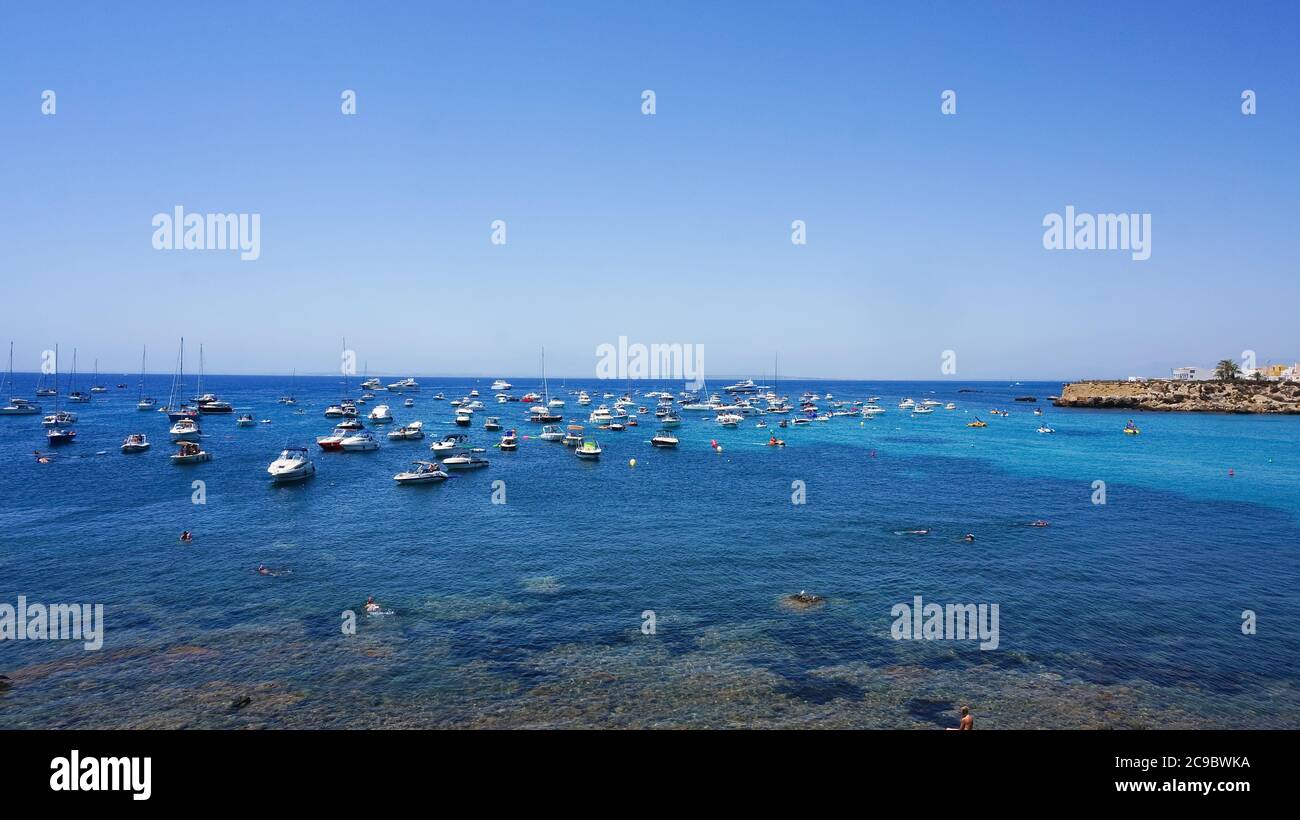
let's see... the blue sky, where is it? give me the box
[1,1,1296,380]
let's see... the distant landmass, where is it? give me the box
[1055,379,1300,414]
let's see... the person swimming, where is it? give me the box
[364,595,380,614]
[1030,520,1049,528]
[179,530,193,543]
[964,533,975,542]
[258,564,271,576]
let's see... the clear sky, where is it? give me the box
[1,1,1296,380]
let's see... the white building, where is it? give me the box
[1171,366,1212,381]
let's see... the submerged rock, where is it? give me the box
[230,695,251,710]
[782,591,826,610]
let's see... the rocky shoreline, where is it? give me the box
[1054,379,1300,414]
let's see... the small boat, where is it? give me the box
[911,406,935,416]
[967,419,988,428]
[660,414,681,427]
[170,418,202,441]
[267,447,315,482]
[316,425,351,451]
[236,414,256,427]
[442,451,489,469]
[433,392,445,401]
[626,417,638,427]
[755,420,768,429]
[368,404,393,423]
[650,430,678,447]
[563,425,584,447]
[430,434,469,455]
[387,421,425,440]
[499,430,518,451]
[404,398,414,408]
[1036,424,1056,434]
[575,438,602,460]
[862,405,886,416]
[335,417,364,431]
[469,389,480,398]
[577,392,591,406]
[170,441,210,464]
[539,424,565,442]
[548,397,565,408]
[339,430,380,451]
[898,398,915,410]
[454,410,473,427]
[1123,425,1141,436]
[324,404,345,418]
[944,403,957,410]
[0,399,41,416]
[394,460,449,484]
[716,413,743,428]
[484,416,502,432]
[529,405,563,422]
[42,409,77,427]
[491,379,512,391]
[609,421,625,431]
[121,433,151,453]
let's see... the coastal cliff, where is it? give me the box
[1054,380,1300,414]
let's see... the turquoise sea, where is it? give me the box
[2,376,1298,728]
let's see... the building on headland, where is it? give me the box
[1171,366,1212,381]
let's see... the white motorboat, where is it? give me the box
[404,398,414,407]
[387,421,425,440]
[387,377,420,392]
[563,425,584,447]
[650,430,679,447]
[491,379,512,391]
[442,451,489,469]
[170,441,210,464]
[660,414,681,427]
[945,403,957,410]
[898,398,916,409]
[170,418,202,441]
[716,413,744,428]
[368,404,394,423]
[340,430,379,451]
[530,404,562,422]
[484,416,502,431]
[236,413,256,426]
[394,460,449,484]
[577,392,591,406]
[575,438,602,459]
[120,433,151,453]
[433,392,445,400]
[361,377,382,390]
[723,379,759,394]
[324,404,345,418]
[921,399,943,407]
[539,424,565,442]
[316,425,351,451]
[430,434,469,455]
[862,405,886,416]
[1037,424,1056,434]
[0,398,42,415]
[267,447,315,482]
[548,397,565,408]
[499,429,518,451]
[911,406,935,416]
[589,405,613,424]
[454,409,473,427]
[42,409,77,427]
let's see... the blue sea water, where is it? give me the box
[2,375,1298,728]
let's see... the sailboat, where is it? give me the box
[163,338,198,421]
[44,344,77,443]
[278,369,297,404]
[191,344,232,413]
[66,349,90,402]
[90,359,108,392]
[0,342,42,415]
[529,346,563,422]
[136,346,155,410]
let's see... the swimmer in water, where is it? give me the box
[1030,520,1049,528]
[964,533,975,542]
[258,564,271,576]
[365,595,380,613]
[180,530,193,543]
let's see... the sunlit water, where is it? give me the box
[2,376,1297,728]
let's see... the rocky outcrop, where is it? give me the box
[1054,379,1300,414]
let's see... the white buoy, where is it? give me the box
[715,445,723,453]
[629,458,636,467]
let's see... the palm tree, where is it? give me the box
[1215,359,1241,381]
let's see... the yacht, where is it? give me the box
[387,421,425,440]
[499,429,518,451]
[589,405,613,424]
[324,404,346,418]
[236,413,256,426]
[862,405,886,416]
[0,398,42,415]
[393,460,449,484]
[335,417,364,431]
[316,425,351,451]
[120,433,150,453]
[469,389,479,398]
[367,404,394,423]
[660,414,681,427]
[548,397,565,409]
[198,397,234,414]
[716,413,744,428]
[361,377,383,390]
[491,379,512,391]
[898,398,916,410]
[651,430,679,448]
[539,424,565,442]
[723,379,759,394]
[386,377,420,392]
[521,392,541,403]
[170,441,210,464]
[42,410,77,427]
[441,451,489,469]
[574,438,602,460]
[577,391,591,406]
[170,418,202,441]
[530,404,562,422]
[911,406,935,416]
[267,447,315,482]
[46,427,77,445]
[339,430,380,451]
[430,433,469,455]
